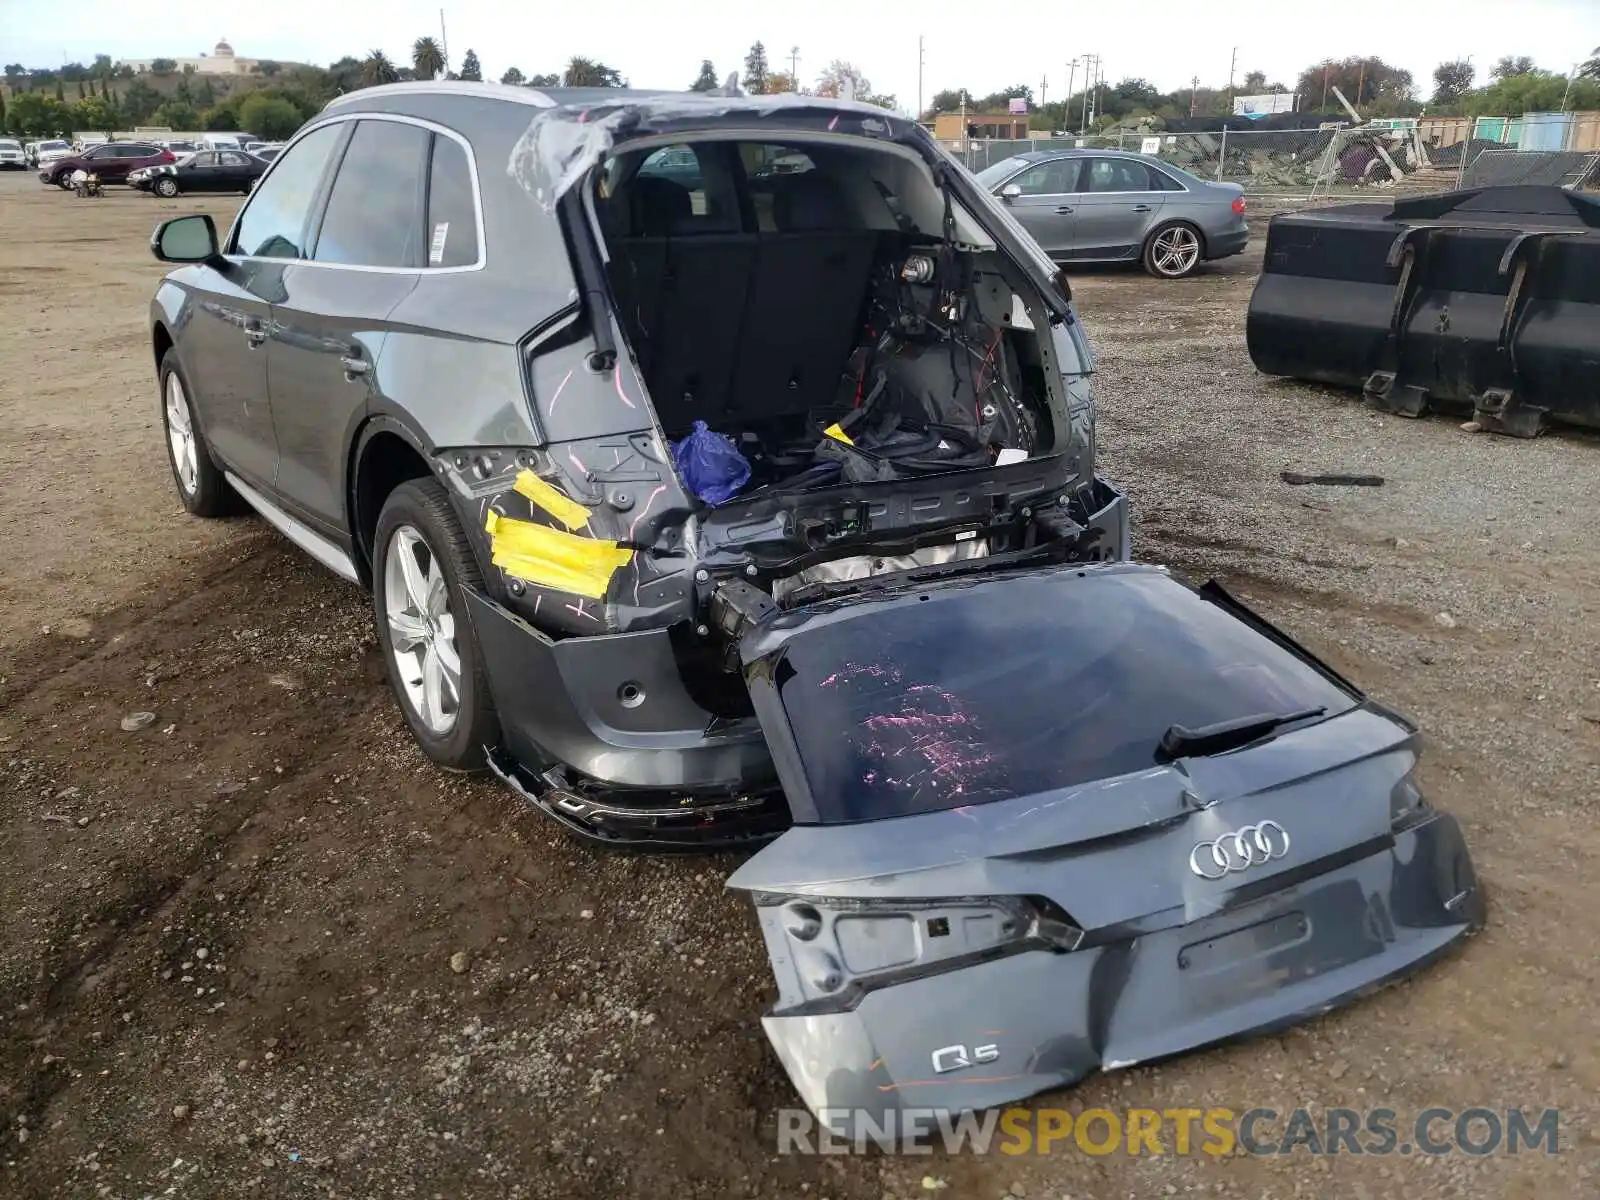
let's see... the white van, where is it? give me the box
[198,133,243,151]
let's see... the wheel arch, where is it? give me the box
[348,414,453,589]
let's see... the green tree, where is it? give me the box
[72,96,115,130]
[500,66,525,85]
[54,80,65,101]
[150,58,176,76]
[1431,60,1475,107]
[1243,70,1267,90]
[528,72,559,87]
[744,41,769,94]
[362,50,399,87]
[257,60,282,77]
[1468,70,1599,116]
[0,93,7,133]
[10,91,73,134]
[1581,47,1599,80]
[563,57,623,87]
[92,53,112,79]
[114,63,134,79]
[1295,56,1413,112]
[60,61,87,81]
[196,78,215,108]
[326,56,364,94]
[1490,55,1536,81]
[203,104,239,131]
[238,93,304,140]
[459,49,482,81]
[412,36,445,80]
[690,60,718,91]
[151,101,200,130]
[120,77,161,123]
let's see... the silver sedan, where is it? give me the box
[975,149,1249,278]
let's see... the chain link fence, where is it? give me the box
[951,118,1600,199]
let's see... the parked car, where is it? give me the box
[197,133,243,152]
[40,142,174,188]
[132,149,269,196]
[30,139,73,169]
[0,139,25,170]
[253,144,285,163]
[145,82,1480,1122]
[975,148,1248,278]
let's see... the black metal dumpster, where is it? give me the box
[1246,185,1600,436]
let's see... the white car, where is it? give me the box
[0,140,24,169]
[33,140,73,167]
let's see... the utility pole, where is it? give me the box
[1321,63,1330,112]
[1355,59,1366,109]
[439,8,450,76]
[917,35,925,123]
[1065,58,1077,132]
[1226,45,1238,112]
[1040,73,1047,113]
[1190,74,1200,117]
[789,46,800,90]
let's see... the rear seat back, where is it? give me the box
[606,169,879,437]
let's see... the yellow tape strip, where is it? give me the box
[485,511,632,600]
[823,422,855,445]
[512,469,592,531]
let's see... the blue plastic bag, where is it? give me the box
[670,421,751,505]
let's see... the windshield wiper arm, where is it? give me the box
[1156,706,1327,762]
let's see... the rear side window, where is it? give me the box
[313,120,430,268]
[234,122,345,259]
[1149,167,1185,192]
[425,135,478,267]
[1010,158,1079,195]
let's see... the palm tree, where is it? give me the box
[412,37,444,81]
[1580,47,1599,80]
[564,57,605,88]
[363,50,399,88]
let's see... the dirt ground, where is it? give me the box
[0,173,1596,1200]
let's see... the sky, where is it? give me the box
[3,0,1596,114]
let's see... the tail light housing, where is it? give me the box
[159,149,175,163]
[1231,194,1247,216]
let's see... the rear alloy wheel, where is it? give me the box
[160,353,239,517]
[1144,223,1203,279]
[154,176,179,197]
[56,173,75,191]
[373,480,500,769]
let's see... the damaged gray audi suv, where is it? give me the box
[148,81,1482,1118]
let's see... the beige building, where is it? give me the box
[120,38,261,76]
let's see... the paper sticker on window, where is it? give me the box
[429,222,450,266]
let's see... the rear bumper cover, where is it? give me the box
[462,588,786,848]
[1208,227,1250,259]
[759,810,1482,1119]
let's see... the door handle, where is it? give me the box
[1132,204,1153,212]
[340,355,371,379]
[245,327,266,348]
[1054,205,1074,214]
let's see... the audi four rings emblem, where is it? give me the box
[1189,821,1291,879]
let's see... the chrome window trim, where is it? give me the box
[223,111,488,275]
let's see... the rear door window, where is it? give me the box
[313,119,430,268]
[233,122,346,259]
[752,569,1357,824]
[425,134,478,267]
[1085,158,1155,193]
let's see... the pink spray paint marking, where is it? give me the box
[544,368,574,421]
[613,363,637,408]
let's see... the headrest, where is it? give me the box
[628,176,693,236]
[774,173,853,231]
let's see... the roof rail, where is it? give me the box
[324,80,556,112]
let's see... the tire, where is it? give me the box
[55,174,75,191]
[154,176,179,197]
[1143,222,1204,279]
[159,352,240,517]
[372,479,500,770]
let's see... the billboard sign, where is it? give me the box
[1007,97,1028,115]
[1233,93,1296,118]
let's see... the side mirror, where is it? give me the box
[1000,183,1023,201]
[151,213,221,264]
